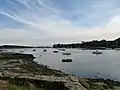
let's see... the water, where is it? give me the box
[6,48,120,81]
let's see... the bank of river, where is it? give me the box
[0,52,69,90]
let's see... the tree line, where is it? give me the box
[53,37,120,49]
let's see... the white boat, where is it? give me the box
[93,51,102,54]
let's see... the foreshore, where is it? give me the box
[0,52,120,90]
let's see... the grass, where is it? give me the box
[0,52,68,90]
[0,52,34,60]
[0,76,67,90]
[7,84,41,90]
[0,80,41,90]
[79,78,120,90]
[19,59,68,76]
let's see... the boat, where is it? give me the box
[93,51,102,54]
[33,49,36,51]
[43,49,47,52]
[63,52,71,55]
[114,48,120,50]
[53,51,58,53]
[20,50,24,52]
[58,49,66,51]
[61,49,66,51]
[62,59,72,62]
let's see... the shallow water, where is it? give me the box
[7,48,120,81]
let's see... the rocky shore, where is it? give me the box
[0,52,120,90]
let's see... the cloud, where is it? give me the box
[0,0,120,45]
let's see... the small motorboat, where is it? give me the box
[33,49,36,51]
[62,59,72,62]
[58,49,66,51]
[61,49,66,51]
[63,52,71,55]
[93,51,102,54]
[20,50,24,52]
[43,49,47,52]
[53,51,58,53]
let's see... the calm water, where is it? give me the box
[7,48,120,81]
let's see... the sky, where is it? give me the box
[0,0,120,45]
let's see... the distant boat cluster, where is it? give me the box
[53,49,72,62]
[1,47,106,63]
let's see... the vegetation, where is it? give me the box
[0,52,68,90]
[0,52,34,59]
[53,37,120,49]
[79,78,120,90]
[0,76,67,90]
[0,52,68,76]
[0,45,51,49]
[19,59,68,76]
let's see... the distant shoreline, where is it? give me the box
[0,45,51,49]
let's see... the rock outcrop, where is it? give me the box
[1,72,87,90]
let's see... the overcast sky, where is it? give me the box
[0,0,120,45]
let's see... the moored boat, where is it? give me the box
[62,59,72,62]
[63,52,71,55]
[43,49,47,52]
[20,50,24,52]
[58,49,66,51]
[53,51,58,53]
[93,51,102,54]
[33,49,36,51]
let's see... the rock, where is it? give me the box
[68,76,79,82]
[1,72,87,90]
[65,82,87,90]
[78,78,90,89]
